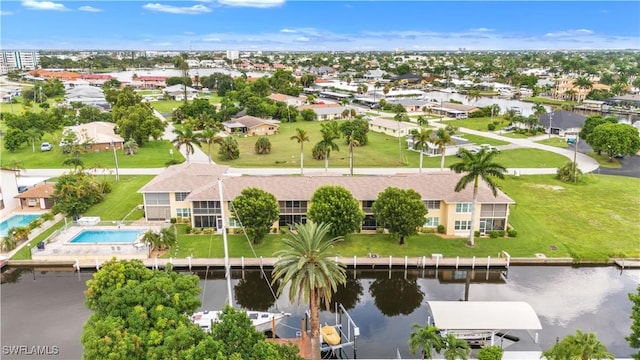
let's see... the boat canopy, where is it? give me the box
[426,301,542,330]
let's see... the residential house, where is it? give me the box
[605,94,640,109]
[14,183,55,210]
[297,104,349,121]
[163,84,198,101]
[64,85,108,108]
[553,78,610,102]
[132,76,167,89]
[537,110,586,137]
[407,133,471,157]
[61,121,124,152]
[390,74,422,85]
[369,117,420,138]
[430,102,480,119]
[138,163,515,236]
[362,69,386,82]
[0,169,20,217]
[389,98,430,112]
[222,115,280,136]
[267,93,308,106]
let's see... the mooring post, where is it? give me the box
[353,255,356,269]
[422,256,426,269]
[455,256,459,269]
[260,256,263,270]
[74,258,80,272]
[404,256,408,269]
[95,257,99,270]
[241,256,245,270]
[487,256,491,269]
[169,257,173,265]
[389,255,392,269]
[188,256,192,271]
[435,255,439,269]
[154,256,158,270]
[472,256,476,269]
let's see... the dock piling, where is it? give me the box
[472,256,476,269]
[455,256,459,269]
[241,256,244,270]
[154,257,158,270]
[404,256,408,269]
[487,256,491,269]
[95,257,99,270]
[260,256,263,270]
[389,255,392,269]
[353,255,356,268]
[188,256,192,271]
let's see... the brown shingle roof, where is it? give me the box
[139,165,514,204]
[14,184,55,199]
[224,115,273,129]
[139,163,229,192]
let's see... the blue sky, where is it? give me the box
[1,1,639,51]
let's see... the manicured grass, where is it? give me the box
[10,219,68,260]
[167,174,640,261]
[535,137,569,149]
[0,140,184,169]
[83,175,153,220]
[500,132,538,139]
[493,148,567,168]
[456,133,509,146]
[523,97,577,106]
[586,152,622,168]
[446,116,510,132]
[149,100,183,114]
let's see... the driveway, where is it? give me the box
[155,109,212,164]
[568,140,640,178]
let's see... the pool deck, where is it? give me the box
[31,225,158,262]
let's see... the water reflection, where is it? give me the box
[325,276,364,311]
[368,270,424,316]
[233,270,280,311]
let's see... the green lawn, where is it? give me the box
[456,133,509,146]
[83,175,153,220]
[0,140,184,169]
[167,174,640,261]
[586,152,622,168]
[446,117,510,132]
[493,149,567,168]
[535,137,569,149]
[500,132,538,139]
[523,97,577,107]
[149,100,183,114]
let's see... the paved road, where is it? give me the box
[156,109,212,164]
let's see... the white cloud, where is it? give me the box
[78,5,102,12]
[280,28,296,33]
[142,3,211,15]
[469,27,493,32]
[217,0,284,8]
[0,10,14,15]
[22,0,69,11]
[545,29,594,37]
[295,36,309,42]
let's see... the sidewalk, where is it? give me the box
[156,109,212,164]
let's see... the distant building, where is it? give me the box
[0,51,40,73]
[226,50,239,60]
[222,115,280,136]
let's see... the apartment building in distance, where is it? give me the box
[1,51,40,74]
[139,163,514,237]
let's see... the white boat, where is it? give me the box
[190,178,290,333]
[191,309,290,333]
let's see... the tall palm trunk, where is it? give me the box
[419,150,423,173]
[324,150,329,171]
[468,177,479,246]
[300,144,304,175]
[440,148,446,171]
[310,290,321,360]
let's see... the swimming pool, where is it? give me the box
[69,230,142,244]
[0,214,41,237]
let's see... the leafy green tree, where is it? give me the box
[628,285,640,359]
[579,115,618,141]
[450,148,507,247]
[339,118,369,146]
[300,108,315,121]
[3,128,28,152]
[111,87,164,145]
[123,138,139,155]
[218,136,240,160]
[199,128,221,163]
[466,89,481,105]
[172,126,201,163]
[272,222,347,360]
[62,157,85,172]
[308,185,364,237]
[372,187,428,245]
[82,259,215,359]
[587,123,640,160]
[52,172,109,218]
[290,128,310,175]
[556,161,582,183]
[442,333,471,360]
[408,324,444,360]
[477,345,503,360]
[254,136,272,155]
[432,128,455,171]
[231,188,279,244]
[542,330,613,360]
[315,121,340,171]
[532,103,546,116]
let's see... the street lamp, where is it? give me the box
[110,141,120,181]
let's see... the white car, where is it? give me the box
[479,144,500,153]
[40,142,52,151]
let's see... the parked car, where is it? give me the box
[457,147,479,157]
[40,142,52,151]
[566,138,576,145]
[479,144,500,153]
[504,125,516,132]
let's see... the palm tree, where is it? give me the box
[318,121,340,171]
[290,128,310,175]
[160,226,177,250]
[543,330,613,360]
[416,115,429,127]
[198,128,220,164]
[466,89,482,105]
[432,128,455,171]
[346,132,360,176]
[123,138,139,155]
[532,103,546,117]
[408,324,444,359]
[413,128,432,173]
[172,126,201,163]
[564,89,578,101]
[394,111,409,163]
[442,333,471,360]
[574,76,593,92]
[450,148,507,247]
[272,222,347,360]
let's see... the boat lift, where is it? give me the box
[307,303,360,359]
[426,301,543,357]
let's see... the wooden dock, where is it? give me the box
[8,255,511,271]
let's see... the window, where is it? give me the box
[145,193,170,205]
[228,218,241,227]
[454,220,472,231]
[176,208,190,218]
[193,201,221,214]
[424,217,439,227]
[175,192,190,201]
[424,200,441,210]
[456,203,472,213]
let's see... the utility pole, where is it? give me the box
[548,112,553,142]
[573,134,579,183]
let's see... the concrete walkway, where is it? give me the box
[155,109,212,164]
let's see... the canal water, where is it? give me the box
[1,265,638,359]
